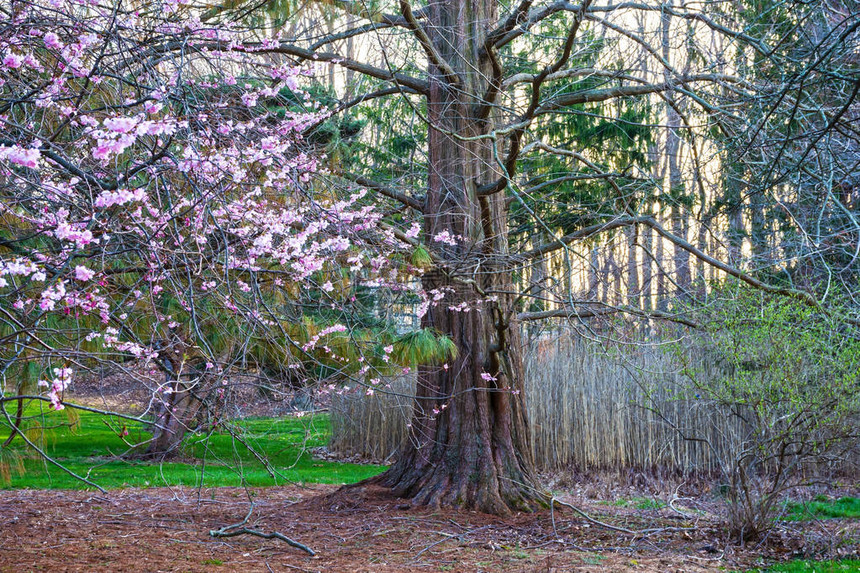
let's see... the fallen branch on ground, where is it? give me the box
[209,503,315,556]
[551,497,697,537]
[551,497,636,534]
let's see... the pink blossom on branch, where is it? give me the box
[74,265,95,281]
[0,145,41,169]
[0,0,419,426]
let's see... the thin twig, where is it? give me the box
[668,483,696,520]
[412,531,462,560]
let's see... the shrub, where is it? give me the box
[675,288,860,541]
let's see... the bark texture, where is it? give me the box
[146,380,201,458]
[376,0,542,514]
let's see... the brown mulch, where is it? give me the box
[1,483,856,572]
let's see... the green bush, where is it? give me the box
[674,287,860,541]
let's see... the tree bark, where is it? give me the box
[144,348,208,459]
[660,2,691,298]
[377,0,542,514]
[626,226,640,309]
[146,380,201,458]
[379,270,540,513]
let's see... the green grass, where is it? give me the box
[784,497,860,521]
[0,400,384,490]
[745,559,860,572]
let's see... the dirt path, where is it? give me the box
[0,484,854,572]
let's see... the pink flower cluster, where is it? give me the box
[0,0,419,415]
[94,188,146,208]
[38,367,74,410]
[0,145,41,169]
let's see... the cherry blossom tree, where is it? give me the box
[0,0,416,459]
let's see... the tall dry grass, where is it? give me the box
[329,335,808,473]
[523,335,742,472]
[329,373,416,463]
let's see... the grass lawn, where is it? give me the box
[0,400,385,490]
[745,560,860,572]
[784,496,860,521]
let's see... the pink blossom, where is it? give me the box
[94,188,146,208]
[405,222,421,239]
[43,367,74,410]
[74,265,95,281]
[1,146,41,169]
[44,32,63,50]
[137,120,176,136]
[433,230,458,246]
[49,393,64,410]
[3,53,23,69]
[39,281,67,311]
[54,222,94,247]
[103,116,138,133]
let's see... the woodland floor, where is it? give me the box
[1,482,857,573]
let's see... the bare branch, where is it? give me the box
[340,172,425,211]
[399,0,461,87]
[210,504,315,555]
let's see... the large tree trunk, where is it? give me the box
[380,270,540,513]
[377,0,541,514]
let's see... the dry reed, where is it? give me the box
[329,373,416,463]
[329,334,846,473]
